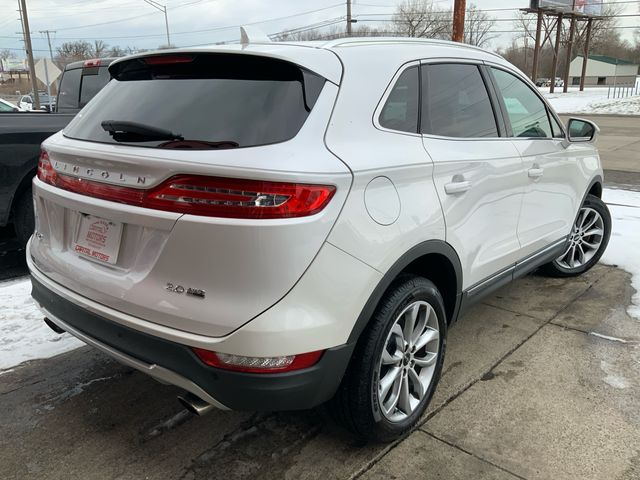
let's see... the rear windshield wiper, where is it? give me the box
[101,120,184,142]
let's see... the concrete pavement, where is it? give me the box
[1,263,638,479]
[560,115,640,183]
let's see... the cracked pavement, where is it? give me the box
[1,262,638,479]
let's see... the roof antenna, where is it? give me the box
[240,26,271,45]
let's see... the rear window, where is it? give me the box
[63,54,326,150]
[57,68,82,110]
[79,66,111,107]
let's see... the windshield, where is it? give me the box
[63,53,325,150]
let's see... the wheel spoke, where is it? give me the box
[577,244,585,264]
[408,368,425,399]
[403,304,419,346]
[582,212,598,230]
[398,374,412,414]
[414,328,439,351]
[582,240,599,250]
[379,366,401,399]
[584,228,603,237]
[414,352,437,367]
[382,348,402,365]
[579,209,592,228]
[382,375,402,415]
[410,306,427,346]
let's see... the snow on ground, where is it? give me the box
[0,277,81,371]
[542,80,640,115]
[0,189,639,371]
[602,188,640,321]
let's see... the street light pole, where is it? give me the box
[143,0,171,47]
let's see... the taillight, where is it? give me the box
[37,150,335,219]
[191,348,324,374]
[143,55,194,65]
[83,58,102,67]
[37,150,56,184]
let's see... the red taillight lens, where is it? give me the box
[83,58,102,67]
[37,151,335,219]
[191,348,324,374]
[37,150,56,184]
[143,55,194,65]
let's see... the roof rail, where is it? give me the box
[324,37,503,59]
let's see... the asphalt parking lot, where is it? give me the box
[1,263,638,479]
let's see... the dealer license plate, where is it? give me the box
[73,214,123,265]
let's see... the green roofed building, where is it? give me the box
[569,55,639,86]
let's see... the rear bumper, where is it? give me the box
[31,274,355,411]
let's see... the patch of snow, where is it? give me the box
[601,189,640,322]
[600,360,630,389]
[543,86,640,115]
[589,332,632,344]
[0,277,82,371]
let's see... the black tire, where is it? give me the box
[329,274,447,442]
[540,194,611,278]
[13,187,35,249]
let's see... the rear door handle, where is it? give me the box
[444,180,472,195]
[528,167,544,178]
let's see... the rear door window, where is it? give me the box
[379,66,419,133]
[64,54,326,150]
[421,63,498,138]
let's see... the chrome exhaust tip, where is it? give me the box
[44,317,66,334]
[178,393,214,416]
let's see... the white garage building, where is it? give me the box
[569,55,638,86]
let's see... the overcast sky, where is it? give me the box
[0,0,638,60]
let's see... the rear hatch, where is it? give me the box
[30,48,351,338]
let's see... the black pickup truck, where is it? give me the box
[0,58,114,246]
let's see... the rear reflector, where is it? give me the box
[37,150,335,219]
[191,348,324,374]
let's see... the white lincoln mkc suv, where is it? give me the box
[29,36,611,442]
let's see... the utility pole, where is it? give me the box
[143,0,171,47]
[452,0,466,43]
[19,0,40,109]
[39,30,55,60]
[346,0,352,36]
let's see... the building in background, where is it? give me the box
[569,55,639,86]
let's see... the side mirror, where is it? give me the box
[567,118,598,143]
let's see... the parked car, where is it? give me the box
[18,94,33,111]
[29,39,610,442]
[0,98,23,112]
[555,77,564,87]
[535,77,550,87]
[0,58,114,246]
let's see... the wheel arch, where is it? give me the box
[347,240,462,345]
[587,177,602,199]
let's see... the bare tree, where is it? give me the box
[92,40,109,58]
[0,49,16,71]
[56,41,94,64]
[464,4,497,47]
[392,0,450,39]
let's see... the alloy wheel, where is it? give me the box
[376,300,440,423]
[556,207,604,270]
